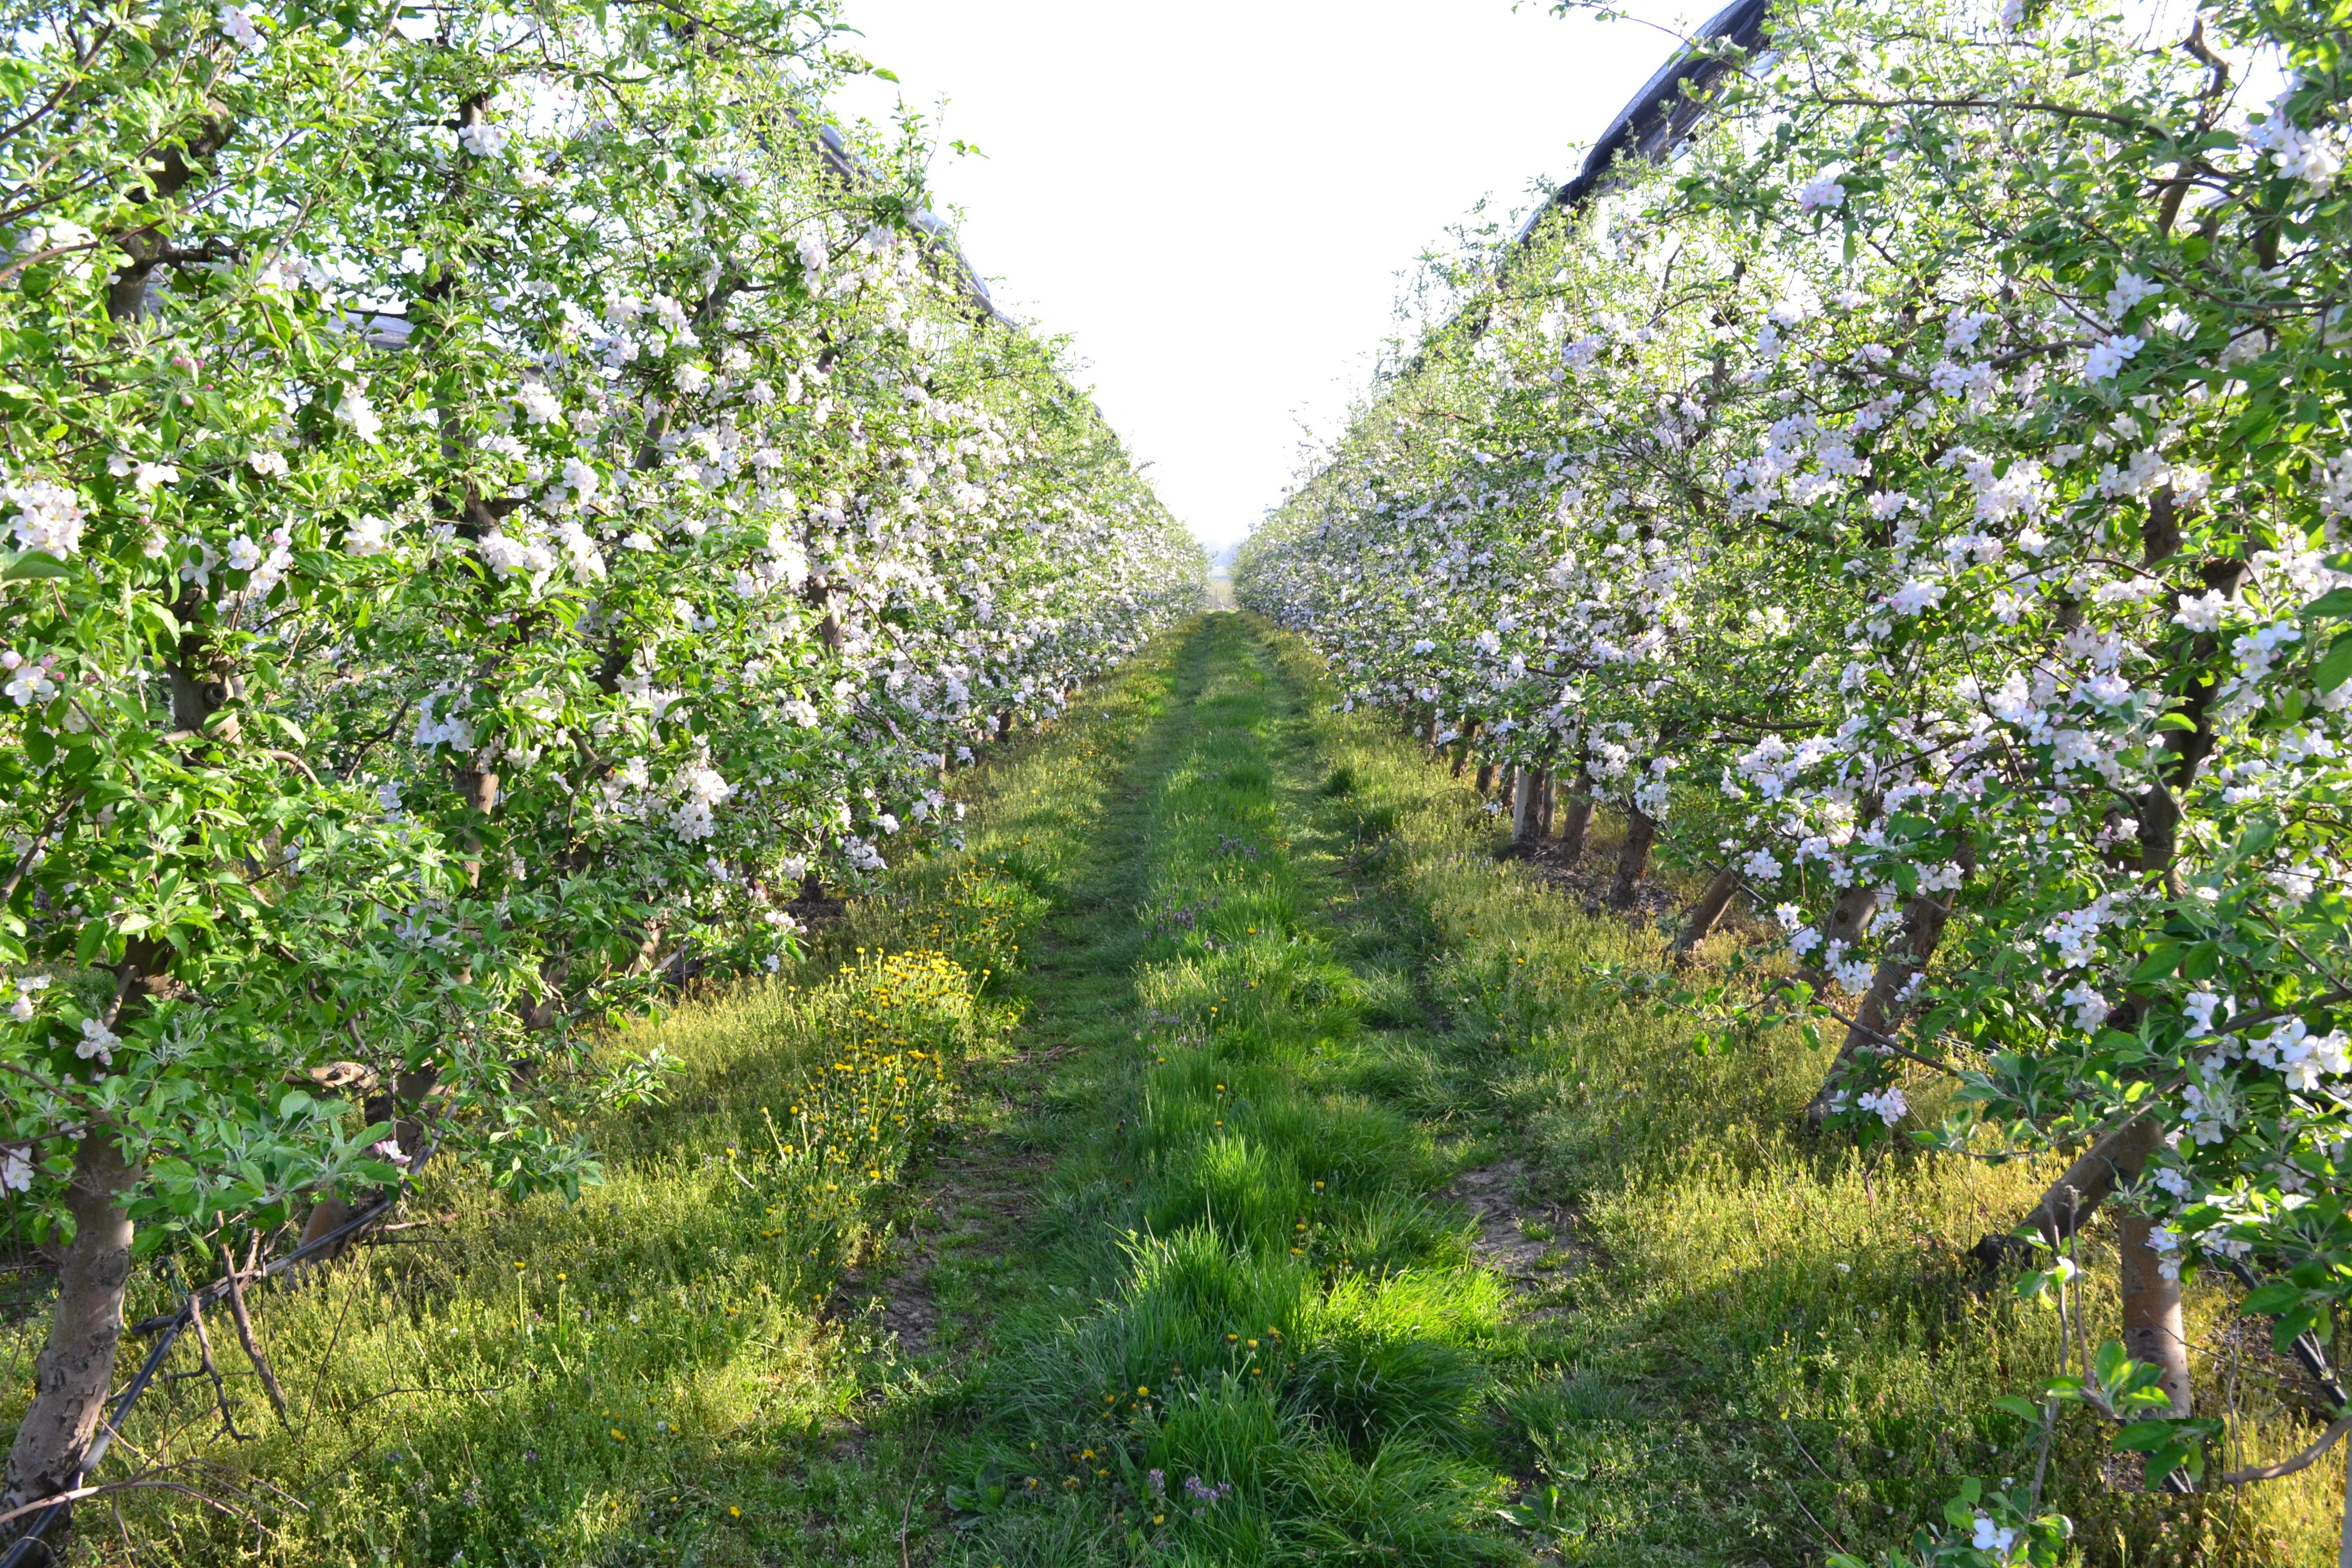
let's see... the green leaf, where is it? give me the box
[2305,586,2352,620]
[2113,1418,2179,1451]
[2243,1281,2302,1314]
[1992,1394,2042,1422]
[2317,633,2352,692]
[0,551,74,581]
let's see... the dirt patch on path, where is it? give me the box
[1443,1160,1583,1313]
[828,1147,1051,1360]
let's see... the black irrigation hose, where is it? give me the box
[2225,1258,2351,1415]
[0,1141,437,1568]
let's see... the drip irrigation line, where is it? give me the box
[0,1138,437,1568]
[2224,1258,2350,1416]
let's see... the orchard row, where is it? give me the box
[0,0,1198,1514]
[1241,0,2350,1533]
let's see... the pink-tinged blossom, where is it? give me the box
[3,654,58,707]
[1886,578,1945,616]
[2104,271,2162,320]
[216,3,260,46]
[76,1017,117,1066]
[1795,174,1847,213]
[2059,982,2108,1032]
[1856,1086,1907,1126]
[458,121,510,158]
[2244,95,2347,193]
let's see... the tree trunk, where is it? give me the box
[1998,1111,2193,1465]
[1474,760,1496,795]
[1674,866,1741,957]
[7,96,222,1540]
[1420,712,1439,753]
[2119,1210,2191,1418]
[1607,806,1656,910]
[1794,881,1887,999]
[1557,771,1594,862]
[4,1130,138,1516]
[1512,768,1542,852]
[1536,768,1554,837]
[1451,721,1480,778]
[2011,1113,2164,1251]
[1803,844,1975,1126]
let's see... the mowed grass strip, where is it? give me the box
[943,615,1523,1567]
[10,634,1178,1568]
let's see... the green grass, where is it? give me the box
[15,612,2343,1566]
[933,615,1523,1567]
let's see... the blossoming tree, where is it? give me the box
[0,0,1198,1521]
[1244,0,2351,1542]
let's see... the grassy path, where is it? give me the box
[51,611,2344,1566]
[922,611,1532,1567]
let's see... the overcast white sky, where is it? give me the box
[828,1,1698,555]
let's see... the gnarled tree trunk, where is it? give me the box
[4,1130,138,1517]
[1793,880,1886,1000]
[1674,865,1741,957]
[1556,769,1594,862]
[1450,720,1480,778]
[1607,805,1656,910]
[1513,767,1545,852]
[1803,843,1975,1126]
